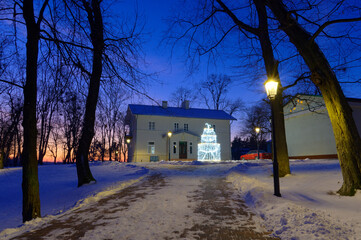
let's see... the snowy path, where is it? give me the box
[5,163,276,240]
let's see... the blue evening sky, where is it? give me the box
[123,1,361,109]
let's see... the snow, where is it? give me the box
[226,159,361,239]
[0,162,148,232]
[1,159,361,239]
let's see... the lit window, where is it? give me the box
[174,123,179,131]
[184,124,188,131]
[147,142,155,154]
[149,122,155,130]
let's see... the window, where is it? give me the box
[174,123,179,131]
[149,122,155,130]
[173,142,177,154]
[190,142,193,154]
[184,123,188,131]
[212,124,216,131]
[147,142,155,154]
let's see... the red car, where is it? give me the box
[240,150,272,160]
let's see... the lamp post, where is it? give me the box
[125,135,132,162]
[255,127,260,160]
[265,79,281,197]
[167,131,172,161]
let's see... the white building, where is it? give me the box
[283,94,361,159]
[125,101,236,162]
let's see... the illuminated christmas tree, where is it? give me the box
[198,123,221,161]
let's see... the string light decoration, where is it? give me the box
[198,123,221,161]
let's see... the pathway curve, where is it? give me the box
[7,163,277,240]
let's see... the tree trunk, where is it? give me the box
[272,88,290,176]
[254,0,290,177]
[217,0,290,177]
[0,151,4,169]
[22,0,44,222]
[267,0,361,195]
[38,115,45,165]
[75,0,104,187]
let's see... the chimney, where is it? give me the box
[181,100,190,109]
[162,101,168,108]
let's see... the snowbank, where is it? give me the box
[227,159,361,240]
[0,162,148,232]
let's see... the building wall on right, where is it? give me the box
[284,95,361,159]
[284,107,337,158]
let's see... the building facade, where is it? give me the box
[125,101,236,162]
[283,94,361,159]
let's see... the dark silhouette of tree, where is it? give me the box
[60,91,82,164]
[0,93,23,168]
[265,0,361,195]
[48,121,60,164]
[170,86,197,107]
[37,60,65,165]
[242,102,271,141]
[200,74,231,110]
[21,0,49,223]
[199,74,244,116]
[168,1,290,176]
[41,0,145,186]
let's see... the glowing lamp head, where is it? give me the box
[125,135,132,144]
[264,79,279,100]
[255,127,260,134]
[167,131,172,138]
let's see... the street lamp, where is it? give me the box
[264,78,281,197]
[125,135,132,162]
[255,127,260,160]
[167,131,172,161]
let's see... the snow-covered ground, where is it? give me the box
[227,159,361,239]
[0,162,148,232]
[1,159,360,239]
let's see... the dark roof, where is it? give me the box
[128,104,236,120]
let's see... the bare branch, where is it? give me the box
[216,0,259,36]
[0,79,24,88]
[311,17,361,42]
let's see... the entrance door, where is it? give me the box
[179,141,187,159]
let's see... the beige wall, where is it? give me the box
[284,95,361,158]
[284,107,337,157]
[128,114,232,162]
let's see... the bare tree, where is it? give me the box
[0,93,23,168]
[199,74,244,115]
[167,1,291,176]
[118,114,129,162]
[170,86,197,107]
[265,0,361,195]
[37,60,65,165]
[41,0,145,186]
[48,122,60,164]
[242,102,271,142]
[60,91,82,164]
[4,0,51,223]
[200,74,230,110]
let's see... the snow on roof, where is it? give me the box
[128,104,236,120]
